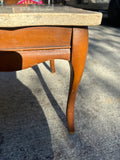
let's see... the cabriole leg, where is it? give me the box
[67,27,88,133]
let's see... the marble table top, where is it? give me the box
[0,5,102,27]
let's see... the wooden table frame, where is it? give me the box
[0,26,88,133]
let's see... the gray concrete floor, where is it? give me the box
[0,21,120,160]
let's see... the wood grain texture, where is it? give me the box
[5,0,18,4]
[0,26,89,134]
[50,60,55,73]
[0,49,70,71]
[0,27,72,50]
[67,27,88,133]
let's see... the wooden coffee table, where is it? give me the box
[0,6,102,133]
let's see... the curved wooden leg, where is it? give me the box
[67,27,88,133]
[50,60,55,73]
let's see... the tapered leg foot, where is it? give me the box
[67,27,88,133]
[50,60,55,73]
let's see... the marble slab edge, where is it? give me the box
[0,12,102,27]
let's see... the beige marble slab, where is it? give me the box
[0,6,102,27]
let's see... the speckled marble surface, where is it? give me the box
[0,6,102,27]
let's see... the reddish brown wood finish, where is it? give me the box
[0,27,72,50]
[50,60,55,73]
[0,26,88,133]
[67,27,88,133]
[5,0,18,4]
[0,49,70,71]
[0,27,71,72]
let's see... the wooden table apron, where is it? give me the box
[0,26,88,133]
